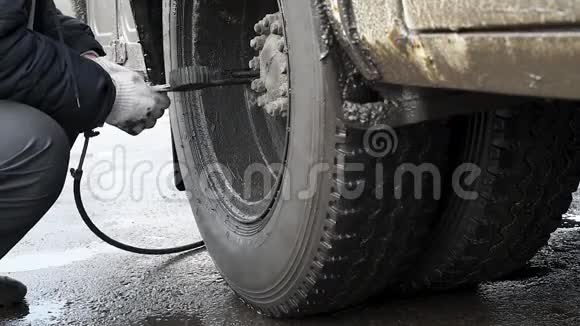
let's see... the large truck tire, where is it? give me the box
[402,102,580,292]
[164,0,449,317]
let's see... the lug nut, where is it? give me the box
[271,13,282,24]
[265,102,278,115]
[250,36,266,51]
[280,61,288,74]
[254,22,261,34]
[254,22,268,35]
[264,98,289,118]
[279,83,289,97]
[278,98,289,113]
[249,57,260,70]
[270,22,283,36]
[277,39,286,52]
[258,95,269,107]
[251,79,266,93]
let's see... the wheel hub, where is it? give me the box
[249,13,290,118]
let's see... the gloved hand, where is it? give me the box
[86,55,170,135]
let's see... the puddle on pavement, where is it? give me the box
[0,247,111,273]
[562,214,580,228]
[560,210,580,229]
[143,315,202,326]
[0,301,63,325]
[562,219,580,228]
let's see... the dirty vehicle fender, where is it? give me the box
[323,0,580,100]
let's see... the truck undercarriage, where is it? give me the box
[79,0,580,318]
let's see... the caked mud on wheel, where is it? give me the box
[165,0,450,317]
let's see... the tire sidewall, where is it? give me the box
[165,0,341,303]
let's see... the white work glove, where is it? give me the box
[88,56,170,136]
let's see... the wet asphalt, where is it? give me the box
[1,117,580,325]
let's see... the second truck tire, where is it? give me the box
[402,102,580,291]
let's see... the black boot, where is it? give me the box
[0,276,27,306]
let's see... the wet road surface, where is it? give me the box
[2,118,580,325]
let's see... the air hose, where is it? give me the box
[69,65,257,255]
[71,131,206,255]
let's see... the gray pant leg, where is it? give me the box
[0,101,70,260]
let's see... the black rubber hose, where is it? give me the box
[72,132,206,255]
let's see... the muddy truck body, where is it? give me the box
[69,0,580,317]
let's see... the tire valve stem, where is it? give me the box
[153,66,259,93]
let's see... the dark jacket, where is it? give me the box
[0,0,116,139]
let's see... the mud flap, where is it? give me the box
[171,132,186,191]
